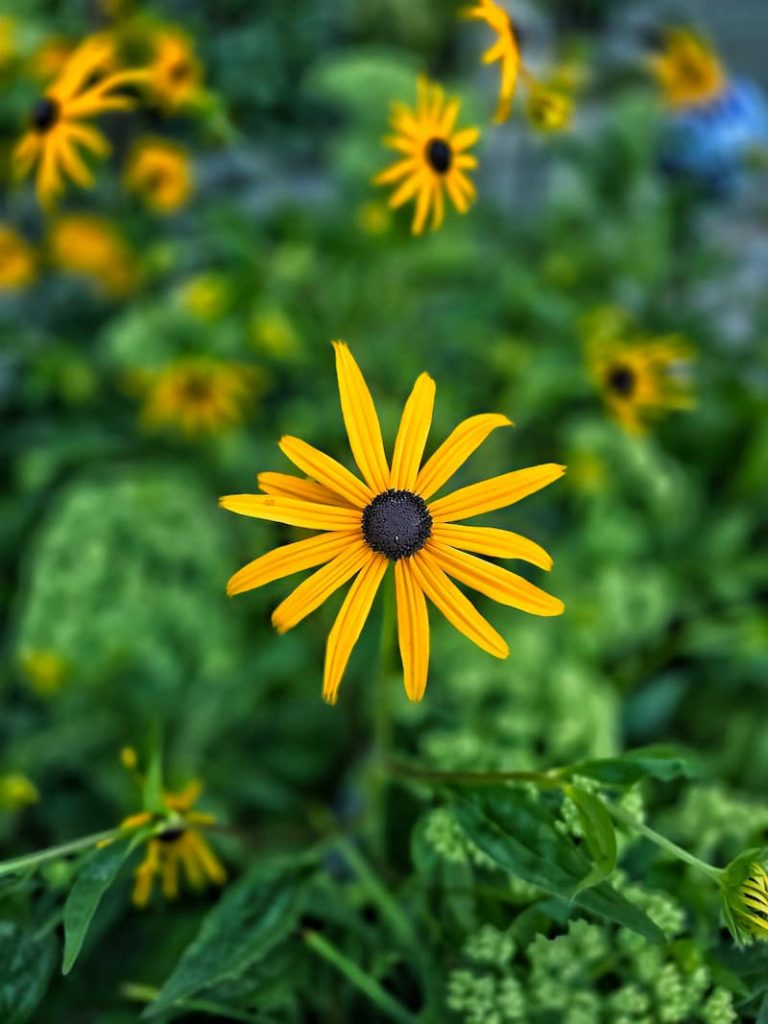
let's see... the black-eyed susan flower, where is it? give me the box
[12,35,146,208]
[120,778,226,907]
[221,342,564,704]
[48,214,138,298]
[124,137,192,214]
[131,356,263,436]
[0,225,37,291]
[649,27,726,110]
[375,77,479,235]
[146,27,202,111]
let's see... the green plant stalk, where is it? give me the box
[387,761,563,788]
[121,982,277,1023]
[302,929,420,1024]
[370,571,397,857]
[0,827,122,880]
[606,801,723,881]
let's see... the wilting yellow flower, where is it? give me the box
[649,27,726,109]
[177,273,229,320]
[525,81,573,132]
[121,779,226,907]
[132,356,262,436]
[221,342,564,704]
[18,648,68,696]
[146,27,202,111]
[730,863,768,941]
[48,215,137,298]
[375,77,480,235]
[0,225,37,291]
[13,35,146,208]
[462,0,521,123]
[124,137,192,214]
[0,774,39,811]
[250,308,301,359]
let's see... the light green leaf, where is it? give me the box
[569,745,700,787]
[566,786,618,896]
[0,921,57,1024]
[142,727,165,815]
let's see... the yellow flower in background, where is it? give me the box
[0,226,37,291]
[147,27,202,111]
[132,356,263,436]
[650,27,726,109]
[461,0,521,123]
[730,863,768,941]
[29,37,74,83]
[18,648,68,696]
[48,215,138,298]
[0,16,17,69]
[0,774,39,811]
[13,35,146,208]
[120,778,226,907]
[124,137,193,214]
[250,308,301,359]
[375,77,480,235]
[525,81,573,133]
[356,200,392,236]
[177,273,229,320]
[221,343,564,704]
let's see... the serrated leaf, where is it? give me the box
[143,859,311,1018]
[452,787,663,943]
[62,837,134,974]
[0,921,57,1024]
[570,745,700,787]
[566,786,617,896]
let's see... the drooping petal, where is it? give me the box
[257,472,353,508]
[161,848,180,900]
[415,413,513,500]
[429,463,566,522]
[427,542,564,616]
[219,494,361,531]
[278,435,372,508]
[332,342,390,493]
[55,131,94,188]
[410,550,508,658]
[226,531,359,597]
[389,373,436,490]
[323,554,388,703]
[394,559,430,701]
[431,523,552,570]
[271,541,370,634]
[452,126,481,152]
[411,179,433,235]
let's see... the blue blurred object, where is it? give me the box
[660,78,768,196]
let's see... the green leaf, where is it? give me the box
[62,837,134,974]
[0,921,57,1024]
[452,787,664,943]
[566,786,617,896]
[143,859,311,1018]
[569,745,700,787]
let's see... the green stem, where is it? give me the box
[387,760,563,789]
[121,983,277,1023]
[607,802,722,881]
[371,572,397,856]
[0,827,121,880]
[336,835,415,945]
[302,930,420,1024]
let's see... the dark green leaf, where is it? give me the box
[0,921,57,1024]
[142,726,165,815]
[569,745,701,787]
[566,786,617,896]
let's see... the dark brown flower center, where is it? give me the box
[606,364,636,397]
[425,138,452,174]
[156,825,186,843]
[362,489,432,561]
[168,59,191,83]
[31,97,60,133]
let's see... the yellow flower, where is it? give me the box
[250,308,301,359]
[124,137,192,214]
[18,648,68,696]
[221,342,564,704]
[13,34,146,208]
[649,27,726,109]
[133,356,263,436]
[0,225,37,291]
[29,38,75,83]
[356,200,392,236]
[0,774,39,811]
[461,0,521,123]
[525,81,573,133]
[731,863,768,941]
[375,77,480,235]
[121,780,227,907]
[177,273,229,321]
[48,214,138,298]
[147,27,202,111]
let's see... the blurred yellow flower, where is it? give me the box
[29,37,74,82]
[730,863,768,941]
[375,76,480,235]
[120,779,226,907]
[48,215,138,298]
[650,27,726,109]
[250,308,301,359]
[132,356,263,436]
[0,774,39,811]
[461,0,521,123]
[124,137,192,214]
[147,27,202,111]
[0,225,37,291]
[0,16,17,68]
[356,200,392,236]
[177,273,229,320]
[18,648,68,696]
[525,81,573,133]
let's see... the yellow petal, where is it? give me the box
[452,126,480,152]
[415,413,513,500]
[428,542,564,616]
[431,523,552,570]
[218,494,361,531]
[226,531,359,597]
[63,122,110,157]
[279,435,372,508]
[271,540,369,634]
[394,559,430,701]
[374,157,417,185]
[429,463,565,522]
[258,472,352,508]
[410,550,508,658]
[390,373,436,490]
[323,554,388,703]
[179,834,206,889]
[332,342,390,492]
[411,180,433,235]
[388,170,423,210]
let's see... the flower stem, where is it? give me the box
[370,571,396,857]
[387,760,563,788]
[0,827,121,880]
[606,801,722,881]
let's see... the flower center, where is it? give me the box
[425,138,452,174]
[156,825,186,843]
[30,97,60,133]
[361,489,432,561]
[606,364,636,398]
[180,372,213,401]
